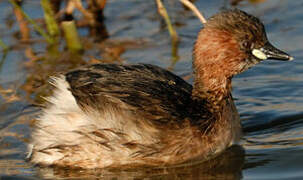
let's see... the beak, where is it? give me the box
[252,42,293,61]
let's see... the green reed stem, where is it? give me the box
[9,0,54,44]
[0,38,8,73]
[61,20,83,53]
[41,0,60,38]
[0,38,8,52]
[156,0,179,47]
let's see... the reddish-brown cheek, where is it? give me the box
[194,28,247,78]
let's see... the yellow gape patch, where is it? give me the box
[252,49,267,60]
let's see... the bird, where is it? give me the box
[28,9,293,169]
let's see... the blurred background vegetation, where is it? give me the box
[0,0,268,106]
[2,0,303,179]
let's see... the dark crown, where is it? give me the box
[206,9,268,50]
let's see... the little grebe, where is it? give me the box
[28,10,293,169]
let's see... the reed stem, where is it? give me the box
[156,0,179,45]
[41,0,60,38]
[61,18,83,53]
[0,38,8,52]
[9,0,54,44]
[179,0,207,24]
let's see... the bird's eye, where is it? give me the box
[241,41,250,50]
[243,41,248,47]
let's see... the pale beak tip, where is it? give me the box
[289,56,294,61]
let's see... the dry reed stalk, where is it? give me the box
[179,0,207,24]
[156,0,179,62]
[98,0,107,9]
[65,0,75,15]
[12,0,30,41]
[9,0,54,44]
[156,0,179,44]
[87,0,107,11]
[67,0,95,25]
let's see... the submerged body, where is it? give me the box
[29,10,292,169]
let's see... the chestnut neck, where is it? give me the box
[192,28,247,111]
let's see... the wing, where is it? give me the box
[65,63,201,126]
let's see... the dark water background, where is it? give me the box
[0,0,302,179]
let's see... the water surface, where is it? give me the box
[0,0,302,179]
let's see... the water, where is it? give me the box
[0,0,302,179]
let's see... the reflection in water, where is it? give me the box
[21,38,149,104]
[36,146,244,179]
[243,151,271,170]
[244,112,303,134]
[0,104,38,178]
[0,0,302,179]
[229,0,267,6]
